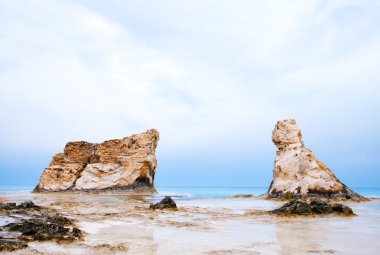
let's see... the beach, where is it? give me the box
[2,0,380,254]
[1,187,379,254]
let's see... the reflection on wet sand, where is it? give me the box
[275,219,333,255]
[1,193,379,254]
[88,222,156,255]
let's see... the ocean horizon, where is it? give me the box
[2,185,380,199]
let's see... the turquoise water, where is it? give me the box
[352,188,380,197]
[1,186,379,199]
[156,186,380,199]
[156,186,268,199]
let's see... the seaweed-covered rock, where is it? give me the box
[150,196,177,210]
[270,199,354,216]
[4,219,80,242]
[0,201,39,210]
[0,201,83,252]
[0,203,17,210]
[18,201,39,209]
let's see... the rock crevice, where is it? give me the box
[34,129,159,193]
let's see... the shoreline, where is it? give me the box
[1,190,380,254]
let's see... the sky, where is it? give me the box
[0,0,379,188]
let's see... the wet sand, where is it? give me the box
[1,192,379,255]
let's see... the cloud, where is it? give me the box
[0,0,379,186]
[0,0,197,151]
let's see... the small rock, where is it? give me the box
[18,201,38,209]
[71,227,83,239]
[331,204,354,215]
[150,196,177,210]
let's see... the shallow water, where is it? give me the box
[1,187,380,254]
[1,186,380,198]
[156,186,380,199]
[0,216,14,226]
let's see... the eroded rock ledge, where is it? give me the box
[267,119,362,200]
[0,201,82,252]
[34,129,159,193]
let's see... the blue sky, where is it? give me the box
[0,0,379,187]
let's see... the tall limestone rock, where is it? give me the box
[267,119,361,199]
[34,129,159,193]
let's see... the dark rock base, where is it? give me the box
[150,196,177,210]
[270,199,355,216]
[33,179,157,194]
[267,190,366,202]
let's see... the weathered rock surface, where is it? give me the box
[0,201,83,252]
[0,201,38,210]
[270,199,354,216]
[150,196,177,210]
[0,239,28,253]
[34,129,159,192]
[267,119,361,200]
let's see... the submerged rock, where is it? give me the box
[34,129,159,193]
[0,201,83,252]
[267,119,362,200]
[150,196,177,210]
[270,199,354,216]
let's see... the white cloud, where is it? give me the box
[0,0,379,165]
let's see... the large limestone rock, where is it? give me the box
[267,119,361,200]
[34,129,159,193]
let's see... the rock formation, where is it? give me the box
[0,201,83,252]
[150,196,177,210]
[267,119,361,200]
[34,129,159,193]
[270,199,354,216]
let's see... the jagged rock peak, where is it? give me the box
[267,119,362,200]
[34,129,159,193]
[272,119,304,149]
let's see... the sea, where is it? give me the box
[1,186,380,199]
